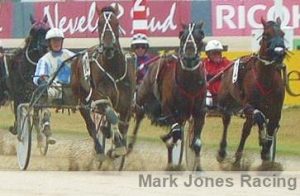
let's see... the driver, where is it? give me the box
[33,27,75,145]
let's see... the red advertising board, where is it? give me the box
[0,3,13,38]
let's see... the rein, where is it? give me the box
[25,44,38,66]
[256,55,276,66]
[89,47,127,108]
[99,11,117,48]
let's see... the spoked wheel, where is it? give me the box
[17,103,33,170]
[92,113,125,171]
[184,118,200,171]
[35,109,49,156]
[270,132,277,162]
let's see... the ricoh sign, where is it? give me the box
[212,0,300,36]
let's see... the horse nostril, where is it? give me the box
[274,47,284,54]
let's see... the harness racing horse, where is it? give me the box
[7,15,50,134]
[217,18,286,165]
[71,5,135,162]
[129,22,206,170]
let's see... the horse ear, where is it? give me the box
[96,4,101,15]
[261,17,267,27]
[42,15,48,23]
[181,23,187,30]
[30,14,36,24]
[199,21,204,29]
[114,3,120,16]
[276,17,282,26]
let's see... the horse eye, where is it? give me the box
[262,33,270,39]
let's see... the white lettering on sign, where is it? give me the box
[44,2,98,34]
[133,0,146,12]
[216,4,300,29]
[148,3,177,33]
[216,5,236,29]
[247,5,266,28]
[44,1,178,36]
[44,2,126,35]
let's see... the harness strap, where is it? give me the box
[174,64,206,116]
[100,12,116,46]
[257,55,275,66]
[3,55,9,77]
[85,88,93,103]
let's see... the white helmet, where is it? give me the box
[45,28,64,40]
[131,33,149,45]
[205,40,223,52]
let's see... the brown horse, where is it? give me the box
[217,17,286,165]
[129,22,206,169]
[7,15,49,134]
[70,5,135,159]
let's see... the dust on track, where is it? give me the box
[0,129,299,171]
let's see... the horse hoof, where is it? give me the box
[9,126,17,135]
[96,153,107,162]
[192,139,201,155]
[114,146,127,157]
[217,150,227,163]
[160,134,173,147]
[195,166,202,171]
[46,136,56,145]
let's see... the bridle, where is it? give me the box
[98,11,119,59]
[179,23,203,71]
[258,22,285,66]
[25,23,49,65]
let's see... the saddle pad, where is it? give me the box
[82,52,90,81]
[232,58,240,83]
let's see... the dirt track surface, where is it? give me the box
[1,128,300,195]
[1,128,299,171]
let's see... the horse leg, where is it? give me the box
[9,100,19,135]
[127,103,145,154]
[191,111,206,170]
[79,108,104,159]
[217,113,231,162]
[260,118,279,161]
[235,117,253,164]
[235,104,267,164]
[102,105,127,156]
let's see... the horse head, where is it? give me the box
[259,17,286,64]
[179,21,205,70]
[26,15,50,63]
[96,4,120,59]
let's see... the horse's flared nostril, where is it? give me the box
[274,47,284,55]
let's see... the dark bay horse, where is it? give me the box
[217,18,286,165]
[129,22,206,169]
[7,15,50,134]
[71,5,135,158]
[0,47,9,106]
